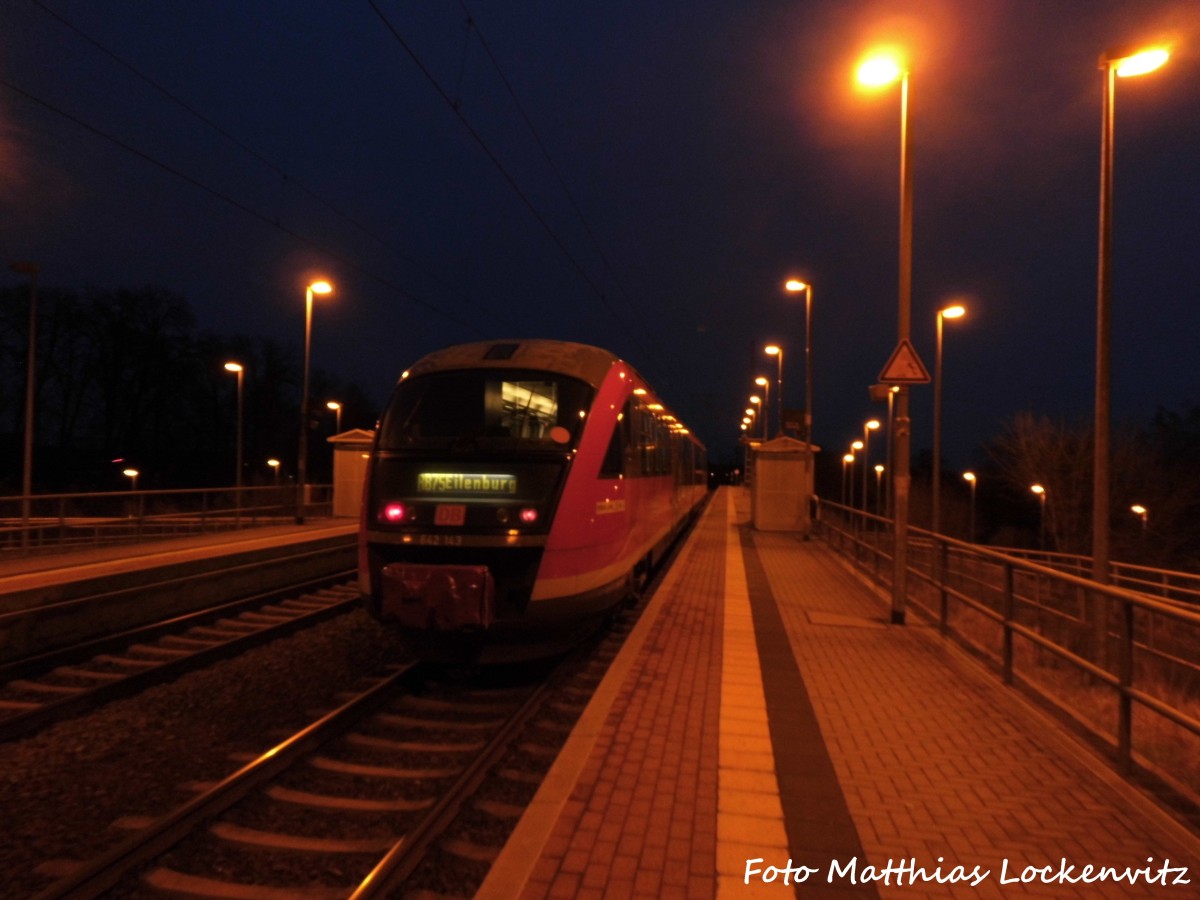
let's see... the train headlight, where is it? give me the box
[382,502,408,523]
[519,507,539,524]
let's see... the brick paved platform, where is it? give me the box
[478,487,1199,898]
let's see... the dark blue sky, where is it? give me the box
[3,0,1198,470]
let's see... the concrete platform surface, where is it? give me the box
[478,487,1199,899]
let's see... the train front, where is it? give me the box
[359,347,602,663]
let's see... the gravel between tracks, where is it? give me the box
[0,606,410,900]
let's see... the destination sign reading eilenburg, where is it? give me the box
[417,473,518,495]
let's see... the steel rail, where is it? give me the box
[32,661,423,900]
[0,572,357,743]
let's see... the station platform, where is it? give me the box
[0,521,356,602]
[478,487,1200,899]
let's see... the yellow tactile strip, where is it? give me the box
[716,493,791,898]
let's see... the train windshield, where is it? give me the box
[378,369,594,451]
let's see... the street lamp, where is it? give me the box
[932,303,966,540]
[754,377,770,441]
[1130,504,1148,532]
[749,395,762,442]
[858,47,915,624]
[297,279,333,523]
[9,261,39,548]
[123,468,139,490]
[784,279,814,445]
[267,458,281,484]
[850,440,864,509]
[327,400,343,433]
[764,345,783,436]
[224,363,245,492]
[1093,45,1169,586]
[861,421,880,512]
[874,464,885,516]
[963,471,977,542]
[841,453,855,507]
[1031,483,1047,550]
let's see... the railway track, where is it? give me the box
[0,573,359,743]
[16,499,704,898]
[29,642,618,900]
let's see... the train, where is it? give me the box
[358,339,708,663]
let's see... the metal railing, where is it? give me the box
[0,485,335,557]
[985,546,1200,606]
[814,498,1200,813]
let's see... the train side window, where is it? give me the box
[599,408,626,478]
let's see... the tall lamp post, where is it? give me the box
[1130,503,1148,532]
[754,377,770,441]
[297,279,333,523]
[764,345,783,436]
[841,453,855,507]
[10,261,39,548]
[327,400,343,433]
[1031,483,1047,551]
[932,303,965,540]
[1093,45,1168,586]
[224,363,245,490]
[861,420,880,512]
[963,471,977,542]
[850,440,864,509]
[784,279,814,443]
[858,49,915,625]
[225,362,245,525]
[874,464,885,516]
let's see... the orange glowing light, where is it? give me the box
[856,52,905,87]
[1114,47,1169,77]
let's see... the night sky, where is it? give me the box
[3,0,1198,471]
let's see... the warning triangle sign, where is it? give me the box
[879,339,931,384]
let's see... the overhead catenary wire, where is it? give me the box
[367,0,656,362]
[0,76,488,336]
[27,0,507,332]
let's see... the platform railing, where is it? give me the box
[812,497,1200,814]
[0,485,334,557]
[981,546,1200,606]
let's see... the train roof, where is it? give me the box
[401,340,628,390]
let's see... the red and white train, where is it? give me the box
[359,339,707,663]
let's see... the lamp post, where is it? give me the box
[297,279,333,523]
[1130,504,1148,532]
[860,421,880,512]
[224,363,245,489]
[850,440,864,509]
[749,395,762,443]
[963,471,977,542]
[267,458,281,484]
[9,261,39,548]
[932,303,965,540]
[1031,483,1047,551]
[841,453,855,507]
[327,400,343,433]
[874,464,885,516]
[754,377,770,441]
[1094,46,1168,587]
[858,49,915,624]
[764,345,783,436]
[784,279,814,443]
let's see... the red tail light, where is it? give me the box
[519,507,539,524]
[382,502,407,523]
